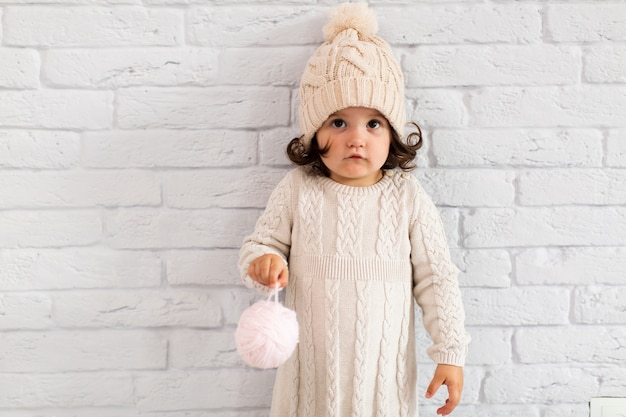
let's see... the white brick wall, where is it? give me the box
[0,0,624,416]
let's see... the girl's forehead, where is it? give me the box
[329,107,385,118]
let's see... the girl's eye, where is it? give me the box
[367,120,381,129]
[331,119,346,128]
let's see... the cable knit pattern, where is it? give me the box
[376,171,401,257]
[299,172,324,255]
[301,276,316,416]
[325,278,340,417]
[396,283,411,417]
[298,4,407,147]
[337,194,365,257]
[376,282,390,417]
[239,167,470,417]
[285,282,300,416]
[351,280,369,417]
[239,174,292,296]
[414,185,470,365]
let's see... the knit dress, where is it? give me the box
[239,167,470,417]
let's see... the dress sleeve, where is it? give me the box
[238,171,293,295]
[410,182,470,367]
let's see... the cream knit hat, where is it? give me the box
[299,2,406,148]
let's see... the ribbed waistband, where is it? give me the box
[290,255,412,282]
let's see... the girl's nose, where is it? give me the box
[346,127,365,148]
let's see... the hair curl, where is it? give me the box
[286,123,423,177]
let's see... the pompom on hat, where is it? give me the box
[298,2,407,148]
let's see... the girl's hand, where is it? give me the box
[247,254,289,288]
[425,364,464,415]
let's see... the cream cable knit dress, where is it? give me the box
[239,167,470,417]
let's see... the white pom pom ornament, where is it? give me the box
[322,2,378,41]
[235,286,299,369]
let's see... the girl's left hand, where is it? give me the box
[425,364,464,415]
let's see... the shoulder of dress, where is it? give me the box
[288,166,317,181]
[387,170,423,193]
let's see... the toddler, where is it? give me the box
[239,3,470,416]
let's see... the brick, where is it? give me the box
[464,287,570,326]
[0,248,161,290]
[607,129,626,167]
[451,249,511,288]
[212,287,261,326]
[0,373,134,408]
[0,410,140,417]
[0,90,113,129]
[0,130,80,169]
[4,6,182,47]
[470,86,626,128]
[0,170,161,208]
[219,46,314,86]
[135,370,274,410]
[133,411,268,417]
[45,47,217,88]
[439,208,460,248]
[589,366,626,396]
[515,326,626,364]
[516,247,626,286]
[413,169,515,207]
[544,404,591,417]
[432,128,603,168]
[574,286,626,324]
[547,4,626,42]
[166,249,240,286]
[83,129,256,168]
[370,0,474,2]
[463,207,626,248]
[259,127,301,166]
[137,412,268,417]
[406,89,466,128]
[0,331,167,372]
[104,208,260,249]
[53,290,223,328]
[484,366,598,404]
[0,47,39,88]
[428,405,540,417]
[403,45,579,87]
[466,328,512,365]
[169,330,240,368]
[117,87,290,129]
[0,210,102,248]
[584,45,626,83]
[519,169,626,206]
[378,4,541,44]
[3,0,140,4]
[186,6,324,47]
[0,293,53,329]
[164,168,287,209]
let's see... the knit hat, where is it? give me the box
[298,2,406,148]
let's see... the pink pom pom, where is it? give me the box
[235,288,299,369]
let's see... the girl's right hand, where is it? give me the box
[247,254,289,288]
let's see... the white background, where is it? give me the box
[0,0,625,416]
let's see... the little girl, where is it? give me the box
[239,3,470,416]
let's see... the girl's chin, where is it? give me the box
[329,171,383,186]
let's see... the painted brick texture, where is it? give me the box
[0,1,624,416]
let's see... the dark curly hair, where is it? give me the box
[286,123,423,177]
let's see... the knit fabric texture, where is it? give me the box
[298,3,407,147]
[239,168,470,417]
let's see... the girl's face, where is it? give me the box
[316,107,391,187]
